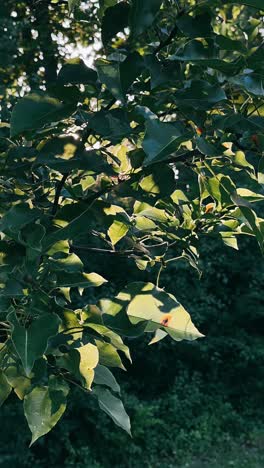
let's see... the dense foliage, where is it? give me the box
[0,0,263,443]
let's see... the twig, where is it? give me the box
[52,172,69,216]
[72,245,134,256]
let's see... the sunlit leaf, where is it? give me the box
[125,282,204,341]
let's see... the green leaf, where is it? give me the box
[96,341,126,370]
[54,272,107,288]
[174,80,227,110]
[5,364,31,400]
[37,138,112,174]
[149,328,167,345]
[231,73,264,96]
[78,343,99,390]
[108,219,129,245]
[101,296,147,338]
[236,188,264,202]
[233,151,254,171]
[49,253,83,274]
[145,55,181,90]
[94,365,120,394]
[215,35,247,53]
[44,203,96,248]
[93,386,131,435]
[88,109,132,141]
[0,203,40,236]
[96,59,125,103]
[196,137,221,157]
[176,13,212,38]
[129,0,162,36]
[96,52,143,103]
[239,206,264,251]
[171,41,244,74]
[226,0,264,7]
[140,110,188,165]
[220,233,239,250]
[232,201,264,251]
[125,282,204,341]
[10,93,75,138]
[20,223,46,265]
[139,165,176,196]
[9,312,61,377]
[58,343,99,390]
[68,0,81,14]
[20,223,46,252]
[24,376,69,446]
[86,323,131,362]
[102,2,130,45]
[0,371,12,406]
[99,0,118,17]
[58,59,97,85]
[258,157,264,185]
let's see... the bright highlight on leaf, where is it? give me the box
[126,282,204,342]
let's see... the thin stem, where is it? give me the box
[247,101,264,117]
[72,245,134,255]
[156,264,163,288]
[63,375,92,394]
[166,255,184,264]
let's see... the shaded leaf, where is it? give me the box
[231,73,264,96]
[142,114,188,165]
[102,2,130,45]
[96,52,143,102]
[24,376,69,445]
[174,80,227,110]
[94,365,120,394]
[10,93,75,138]
[93,386,131,435]
[129,0,162,36]
[88,109,132,141]
[9,312,60,377]
[58,59,97,85]
[0,203,40,236]
[176,13,213,38]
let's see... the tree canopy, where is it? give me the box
[0,0,263,444]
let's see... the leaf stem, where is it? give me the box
[156,264,163,288]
